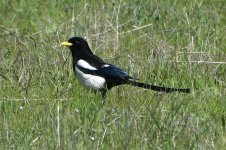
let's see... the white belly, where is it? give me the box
[75,67,106,91]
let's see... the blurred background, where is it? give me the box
[0,0,225,149]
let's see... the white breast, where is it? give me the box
[75,67,106,91]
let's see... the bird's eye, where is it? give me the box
[76,41,79,44]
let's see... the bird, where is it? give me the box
[61,37,190,98]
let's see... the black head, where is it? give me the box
[61,37,93,59]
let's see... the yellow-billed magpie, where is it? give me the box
[61,37,190,98]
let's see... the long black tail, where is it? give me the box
[129,80,190,93]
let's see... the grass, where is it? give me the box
[0,0,225,149]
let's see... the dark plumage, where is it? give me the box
[61,37,190,98]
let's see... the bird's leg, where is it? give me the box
[100,88,107,100]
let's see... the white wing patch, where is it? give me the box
[77,59,97,70]
[103,64,110,67]
[75,67,106,90]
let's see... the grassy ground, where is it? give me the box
[0,0,225,149]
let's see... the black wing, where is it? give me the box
[77,64,133,83]
[84,54,106,69]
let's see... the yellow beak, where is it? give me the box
[61,41,73,46]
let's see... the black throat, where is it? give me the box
[68,37,107,71]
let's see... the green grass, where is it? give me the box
[0,0,225,149]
